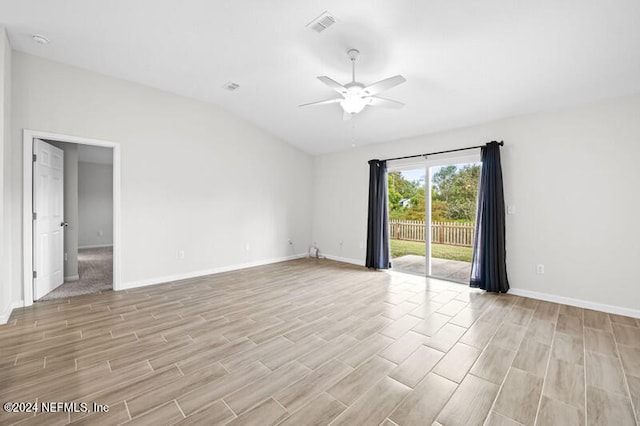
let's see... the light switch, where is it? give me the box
[507,205,516,215]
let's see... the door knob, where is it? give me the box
[61,222,69,227]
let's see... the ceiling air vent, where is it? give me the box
[222,82,240,91]
[307,11,336,33]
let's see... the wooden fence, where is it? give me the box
[389,220,475,247]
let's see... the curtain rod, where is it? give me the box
[378,140,504,162]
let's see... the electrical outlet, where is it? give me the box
[97,230,104,237]
[359,241,364,249]
[288,239,293,245]
[536,264,545,274]
[507,205,516,215]
[245,242,251,252]
[339,240,343,246]
[178,250,185,259]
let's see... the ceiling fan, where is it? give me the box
[299,48,407,120]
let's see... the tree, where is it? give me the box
[431,164,481,222]
[387,171,421,220]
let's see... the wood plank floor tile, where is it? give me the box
[493,367,543,425]
[512,339,550,378]
[504,306,534,326]
[618,345,640,378]
[490,322,528,351]
[437,373,499,425]
[543,358,585,409]
[459,319,499,348]
[584,327,618,358]
[389,373,457,426]
[273,359,351,413]
[379,331,429,364]
[277,393,346,426]
[536,396,584,426]
[525,318,555,345]
[484,411,523,426]
[172,400,235,426]
[327,356,396,406]
[124,400,184,425]
[585,351,628,396]
[411,312,451,337]
[432,342,481,383]
[1,259,638,425]
[556,314,583,337]
[337,333,394,367]
[389,345,444,388]
[226,398,288,426]
[297,334,359,370]
[224,360,311,415]
[586,385,636,426]
[609,313,639,327]
[425,323,467,353]
[627,375,640,421]
[380,315,422,339]
[583,309,611,331]
[66,401,130,425]
[552,332,584,365]
[176,363,271,416]
[613,323,640,348]
[470,343,516,384]
[331,376,410,426]
[126,362,228,418]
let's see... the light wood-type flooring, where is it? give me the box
[1,258,639,425]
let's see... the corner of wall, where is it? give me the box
[0,26,15,325]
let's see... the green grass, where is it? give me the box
[390,239,473,262]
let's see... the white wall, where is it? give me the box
[9,52,313,307]
[78,161,113,248]
[0,28,12,323]
[312,94,640,315]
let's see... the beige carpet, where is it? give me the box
[38,247,113,301]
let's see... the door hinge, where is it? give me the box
[33,212,37,220]
[33,154,37,162]
[33,271,37,278]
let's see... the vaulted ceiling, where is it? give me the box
[2,0,640,154]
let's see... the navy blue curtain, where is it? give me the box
[365,160,391,269]
[470,141,509,292]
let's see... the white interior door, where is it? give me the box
[33,139,65,299]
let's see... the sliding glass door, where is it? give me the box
[388,167,427,275]
[388,152,481,283]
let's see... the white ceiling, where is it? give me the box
[2,1,640,155]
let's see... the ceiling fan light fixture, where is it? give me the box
[340,96,367,114]
[299,48,406,119]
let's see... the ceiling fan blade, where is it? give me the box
[363,75,406,96]
[298,98,342,108]
[368,96,405,109]
[317,76,349,95]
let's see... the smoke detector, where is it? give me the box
[222,82,240,91]
[32,34,49,45]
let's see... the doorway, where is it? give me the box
[22,130,121,307]
[38,141,114,300]
[387,151,481,283]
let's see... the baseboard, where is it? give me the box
[0,300,25,325]
[119,253,307,291]
[509,288,640,319]
[78,244,113,249]
[64,275,80,282]
[322,254,365,266]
